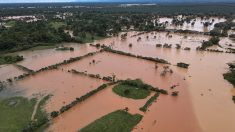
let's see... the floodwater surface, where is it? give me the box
[11,69,106,112]
[61,51,201,132]
[93,31,235,132]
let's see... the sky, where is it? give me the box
[0,0,234,3]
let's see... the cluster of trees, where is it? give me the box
[223,63,235,87]
[0,21,72,52]
[177,62,190,69]
[200,37,220,50]
[0,55,23,65]
[119,79,168,95]
[1,3,235,17]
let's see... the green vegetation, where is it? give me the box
[119,79,168,95]
[200,37,220,50]
[224,63,235,87]
[49,21,65,30]
[5,20,16,27]
[80,110,143,132]
[0,55,23,65]
[0,21,72,53]
[177,62,190,69]
[50,111,59,118]
[139,93,160,112]
[113,84,150,99]
[0,96,48,132]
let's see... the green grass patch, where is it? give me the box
[80,110,142,132]
[139,93,160,112]
[0,96,49,132]
[0,97,36,132]
[113,84,150,99]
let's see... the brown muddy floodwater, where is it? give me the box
[92,31,235,132]
[1,30,235,132]
[48,86,155,132]
[16,43,97,71]
[12,69,106,112]
[0,43,97,81]
[59,51,201,132]
[0,64,26,81]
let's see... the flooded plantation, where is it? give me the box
[60,51,200,131]
[0,31,235,132]
[47,86,155,132]
[93,31,235,132]
[5,69,106,112]
[159,17,226,32]
[16,43,98,71]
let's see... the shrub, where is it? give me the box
[177,62,190,69]
[51,111,59,118]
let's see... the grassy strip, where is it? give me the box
[102,46,170,64]
[80,110,143,132]
[51,82,118,118]
[113,84,150,99]
[23,95,50,132]
[139,92,160,112]
[0,96,48,132]
[0,55,23,65]
[14,64,35,74]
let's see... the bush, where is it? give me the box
[201,37,220,50]
[51,111,59,118]
[177,62,190,69]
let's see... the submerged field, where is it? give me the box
[0,29,235,132]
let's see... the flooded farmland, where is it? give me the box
[0,31,235,132]
[159,17,226,32]
[93,31,235,132]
